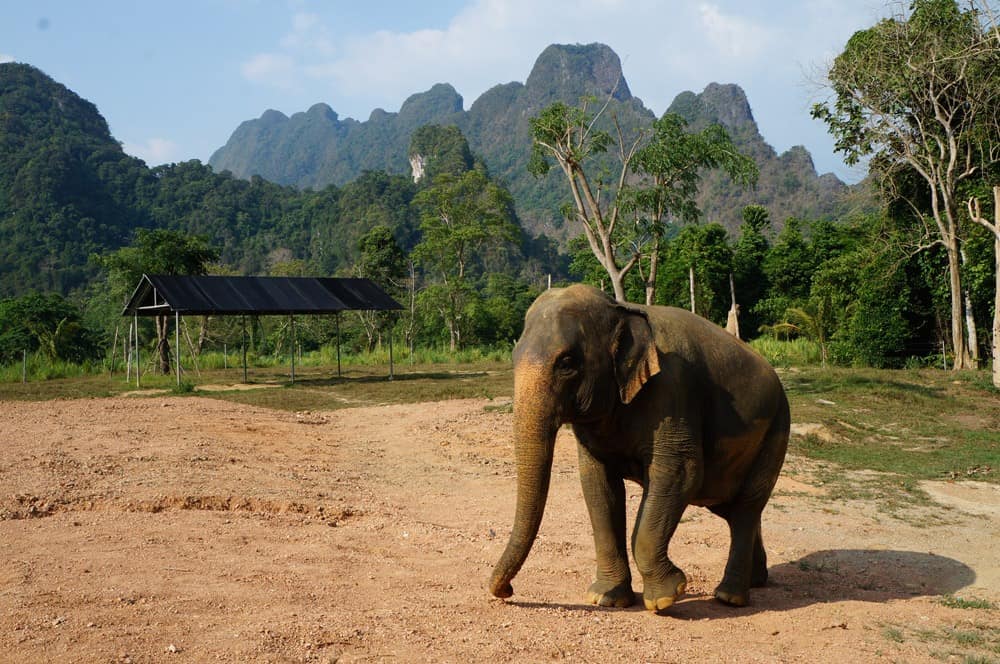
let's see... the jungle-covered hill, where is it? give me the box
[0,62,427,297]
[209,43,865,241]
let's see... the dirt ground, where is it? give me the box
[1,394,997,663]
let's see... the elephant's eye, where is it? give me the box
[556,353,578,375]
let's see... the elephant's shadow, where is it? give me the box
[512,549,976,617]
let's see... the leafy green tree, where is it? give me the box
[731,206,772,337]
[757,218,816,324]
[528,100,756,303]
[412,170,519,351]
[354,225,407,351]
[467,274,539,346]
[627,114,757,304]
[657,223,733,322]
[0,292,99,364]
[95,229,218,374]
[812,0,1000,369]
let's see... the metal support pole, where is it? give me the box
[336,312,342,378]
[242,315,248,383]
[134,314,140,388]
[126,321,132,382]
[22,349,27,383]
[290,314,296,384]
[388,315,395,381]
[175,311,181,386]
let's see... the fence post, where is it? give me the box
[22,349,27,383]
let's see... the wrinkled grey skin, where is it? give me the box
[488,285,789,613]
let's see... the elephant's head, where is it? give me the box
[489,284,661,598]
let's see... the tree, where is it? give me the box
[0,292,99,364]
[354,225,407,352]
[967,186,1000,386]
[658,223,733,322]
[412,170,519,351]
[628,114,757,305]
[731,205,772,337]
[812,0,1000,369]
[528,99,756,303]
[95,229,218,374]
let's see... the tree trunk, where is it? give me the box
[725,273,740,338]
[961,248,980,368]
[644,239,660,306]
[155,315,171,374]
[688,265,696,313]
[992,227,1000,388]
[968,186,1000,388]
[945,234,972,370]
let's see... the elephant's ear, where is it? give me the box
[611,308,661,404]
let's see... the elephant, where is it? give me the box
[488,284,790,613]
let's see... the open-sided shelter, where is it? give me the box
[121,274,403,384]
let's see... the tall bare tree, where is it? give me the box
[528,99,756,304]
[813,0,1000,369]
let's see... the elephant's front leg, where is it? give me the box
[578,443,634,608]
[632,434,702,613]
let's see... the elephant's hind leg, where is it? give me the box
[710,505,762,607]
[714,402,789,606]
[751,528,768,588]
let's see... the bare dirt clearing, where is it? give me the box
[1,396,997,662]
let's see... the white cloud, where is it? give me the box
[123,137,179,165]
[698,3,774,59]
[0,53,15,64]
[280,11,337,57]
[241,52,297,90]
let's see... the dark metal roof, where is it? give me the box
[122,274,402,316]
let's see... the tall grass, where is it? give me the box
[750,337,824,367]
[0,354,106,382]
[1,344,516,384]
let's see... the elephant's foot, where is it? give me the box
[714,580,749,607]
[586,579,635,608]
[750,564,768,588]
[641,568,687,614]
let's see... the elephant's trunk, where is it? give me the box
[489,363,558,598]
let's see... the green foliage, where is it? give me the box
[0,292,99,363]
[412,169,521,349]
[409,124,475,182]
[629,112,758,225]
[657,223,733,322]
[732,207,771,334]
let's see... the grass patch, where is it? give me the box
[940,596,999,611]
[887,621,1000,662]
[783,367,999,486]
[882,625,905,643]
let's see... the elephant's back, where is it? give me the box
[645,304,785,412]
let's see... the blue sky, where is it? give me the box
[1,0,890,183]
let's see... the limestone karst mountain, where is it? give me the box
[209,43,857,241]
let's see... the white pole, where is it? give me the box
[175,311,181,386]
[126,320,132,382]
[135,314,140,388]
